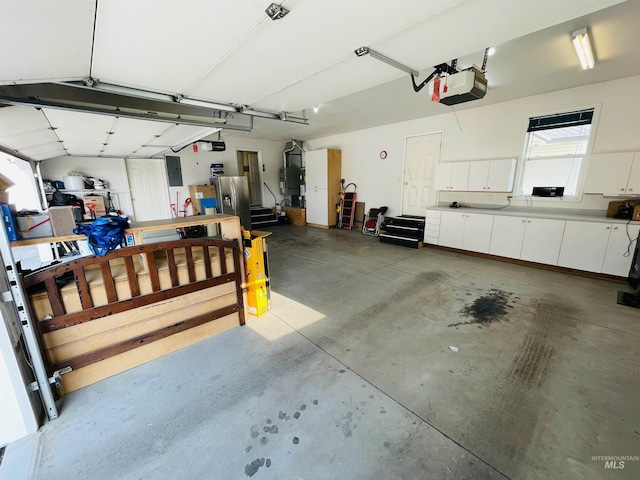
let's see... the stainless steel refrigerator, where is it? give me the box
[213,176,251,231]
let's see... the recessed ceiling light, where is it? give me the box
[313,106,319,113]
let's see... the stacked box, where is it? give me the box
[188,185,217,215]
[49,206,77,236]
[17,214,53,238]
[83,195,106,219]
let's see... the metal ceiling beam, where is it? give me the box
[0,81,308,130]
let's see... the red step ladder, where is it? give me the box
[339,183,357,229]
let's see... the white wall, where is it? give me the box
[39,157,133,216]
[305,75,640,215]
[168,136,287,213]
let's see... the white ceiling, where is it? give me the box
[0,0,637,160]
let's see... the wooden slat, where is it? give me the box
[40,273,237,332]
[218,246,227,275]
[185,247,195,283]
[100,262,117,304]
[22,238,235,287]
[166,249,179,287]
[43,278,65,317]
[202,246,212,279]
[73,267,93,310]
[146,252,161,292]
[232,246,246,326]
[123,256,140,297]
[50,303,239,373]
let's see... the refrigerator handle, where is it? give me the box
[231,181,236,212]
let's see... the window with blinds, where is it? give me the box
[519,108,595,197]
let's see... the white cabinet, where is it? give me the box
[467,159,516,192]
[304,149,341,227]
[558,220,640,275]
[424,209,441,245]
[584,152,639,195]
[434,162,469,191]
[439,211,493,253]
[462,213,494,253]
[520,218,566,265]
[627,155,640,194]
[602,224,640,276]
[439,211,466,248]
[558,221,611,272]
[489,215,527,258]
[490,215,565,265]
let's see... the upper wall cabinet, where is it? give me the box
[467,159,517,192]
[435,159,516,192]
[584,152,640,195]
[434,162,469,191]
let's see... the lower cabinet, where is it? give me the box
[520,218,566,265]
[432,208,636,276]
[602,224,640,276]
[489,215,526,258]
[558,221,612,272]
[439,211,493,253]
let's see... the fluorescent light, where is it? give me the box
[572,28,594,70]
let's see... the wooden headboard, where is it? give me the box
[22,238,245,393]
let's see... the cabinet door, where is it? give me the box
[305,188,327,226]
[487,159,516,192]
[584,153,634,194]
[626,154,640,195]
[438,211,466,248]
[557,221,611,272]
[602,223,640,276]
[489,215,526,258]
[450,162,470,190]
[520,218,565,265]
[434,163,452,190]
[467,161,490,191]
[462,213,494,253]
[305,149,326,189]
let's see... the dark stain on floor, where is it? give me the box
[449,289,514,327]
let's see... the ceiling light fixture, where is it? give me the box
[265,3,289,21]
[313,106,319,113]
[487,47,496,56]
[571,28,595,70]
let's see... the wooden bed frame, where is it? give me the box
[22,238,245,393]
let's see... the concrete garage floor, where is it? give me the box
[1,225,639,479]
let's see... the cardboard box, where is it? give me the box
[634,205,640,221]
[607,200,640,218]
[17,214,53,238]
[188,185,217,215]
[0,173,14,204]
[83,195,106,219]
[49,206,77,236]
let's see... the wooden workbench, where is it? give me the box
[11,214,243,248]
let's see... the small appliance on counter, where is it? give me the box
[532,186,564,197]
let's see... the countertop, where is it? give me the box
[428,205,639,225]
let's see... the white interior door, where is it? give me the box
[126,158,172,221]
[402,133,441,216]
